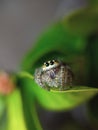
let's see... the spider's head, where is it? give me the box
[42,60,60,71]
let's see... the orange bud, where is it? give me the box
[0,72,15,95]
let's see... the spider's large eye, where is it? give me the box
[45,62,49,67]
[50,60,54,65]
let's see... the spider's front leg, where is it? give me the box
[34,68,44,88]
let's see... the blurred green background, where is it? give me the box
[0,0,98,130]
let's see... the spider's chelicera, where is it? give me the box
[34,60,73,91]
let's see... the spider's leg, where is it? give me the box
[59,65,66,90]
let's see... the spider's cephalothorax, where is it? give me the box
[34,60,73,91]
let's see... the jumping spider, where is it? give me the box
[34,60,73,91]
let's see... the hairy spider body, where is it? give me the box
[34,60,73,91]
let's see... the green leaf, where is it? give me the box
[0,96,6,130]
[20,0,98,118]
[21,21,87,74]
[20,84,43,130]
[6,87,42,130]
[19,74,98,111]
[0,96,5,119]
[63,7,98,36]
[6,89,27,130]
[21,3,98,74]
[89,0,98,7]
[21,21,90,86]
[20,6,98,88]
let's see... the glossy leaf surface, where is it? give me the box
[19,74,98,111]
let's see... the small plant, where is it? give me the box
[0,1,98,130]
